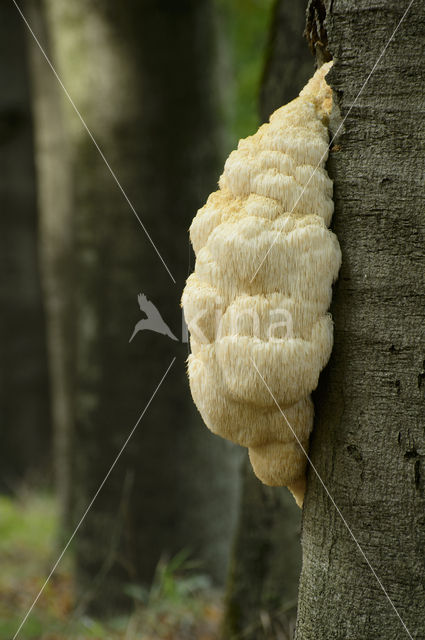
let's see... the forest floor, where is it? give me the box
[0,491,222,640]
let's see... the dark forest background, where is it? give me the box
[0,1,313,638]
[2,1,424,638]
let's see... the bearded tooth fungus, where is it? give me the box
[181,62,341,507]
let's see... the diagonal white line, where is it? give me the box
[250,358,414,640]
[12,0,176,284]
[250,0,415,283]
[12,357,176,640]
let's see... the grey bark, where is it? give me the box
[222,3,313,638]
[26,0,75,533]
[296,1,425,639]
[41,0,240,613]
[0,1,51,490]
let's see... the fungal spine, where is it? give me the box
[182,62,341,507]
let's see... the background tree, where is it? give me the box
[27,0,75,534]
[296,1,425,638]
[0,0,51,491]
[259,0,314,120]
[222,2,313,638]
[31,0,241,613]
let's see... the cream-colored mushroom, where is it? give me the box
[182,62,341,507]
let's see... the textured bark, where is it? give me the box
[222,3,313,638]
[26,0,75,532]
[0,1,51,490]
[42,0,240,613]
[296,1,425,639]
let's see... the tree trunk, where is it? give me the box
[41,0,240,614]
[222,3,313,638]
[259,0,314,121]
[296,1,425,638]
[26,0,75,533]
[223,459,303,640]
[0,0,51,491]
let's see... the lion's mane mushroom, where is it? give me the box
[181,62,341,507]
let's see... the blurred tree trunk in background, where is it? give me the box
[259,0,313,120]
[27,0,75,535]
[36,0,240,614]
[296,1,425,638]
[222,2,312,638]
[0,2,51,491]
[222,460,303,640]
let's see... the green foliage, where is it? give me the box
[0,493,61,639]
[0,494,221,639]
[0,492,56,556]
[122,550,216,638]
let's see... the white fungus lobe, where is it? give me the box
[182,63,341,507]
